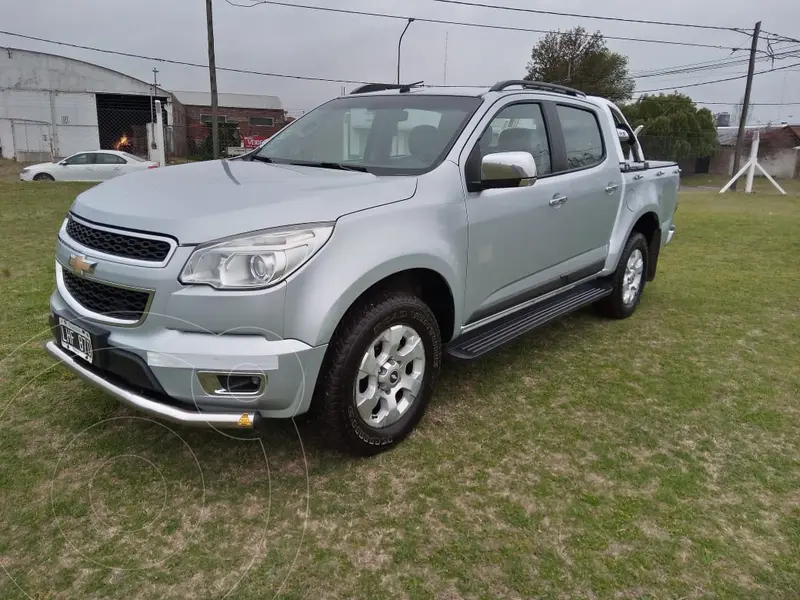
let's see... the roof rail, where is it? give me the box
[350,83,403,94]
[350,81,425,95]
[488,80,586,98]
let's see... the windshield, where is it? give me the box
[252,94,482,175]
[122,152,147,162]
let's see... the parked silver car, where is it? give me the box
[46,80,679,455]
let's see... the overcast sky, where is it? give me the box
[2,0,799,123]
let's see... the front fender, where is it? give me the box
[283,198,468,347]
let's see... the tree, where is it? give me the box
[525,27,635,103]
[621,93,718,162]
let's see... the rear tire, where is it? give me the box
[33,173,54,181]
[314,290,442,456]
[595,232,649,320]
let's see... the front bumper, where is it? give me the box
[46,341,262,428]
[48,300,328,424]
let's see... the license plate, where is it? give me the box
[59,317,93,363]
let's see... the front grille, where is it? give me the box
[62,270,150,321]
[66,218,172,262]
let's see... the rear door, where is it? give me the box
[93,152,127,180]
[546,102,623,267]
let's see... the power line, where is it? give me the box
[0,30,370,84]
[222,0,745,50]
[2,29,797,109]
[761,29,800,44]
[637,60,800,93]
[633,55,745,77]
[635,46,800,79]
[633,43,800,76]
[422,0,746,33]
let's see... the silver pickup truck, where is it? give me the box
[46,80,679,455]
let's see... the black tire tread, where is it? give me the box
[314,289,441,456]
[595,232,649,320]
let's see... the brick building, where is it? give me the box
[171,91,289,155]
[708,125,800,178]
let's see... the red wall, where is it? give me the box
[184,104,288,145]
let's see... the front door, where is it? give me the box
[462,101,572,323]
[58,152,94,181]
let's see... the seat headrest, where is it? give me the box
[497,128,533,152]
[408,125,440,161]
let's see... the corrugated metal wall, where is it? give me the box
[0,89,99,160]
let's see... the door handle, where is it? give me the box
[549,194,568,207]
[634,174,644,180]
[656,170,665,176]
[605,183,619,194]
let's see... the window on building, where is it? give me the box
[200,115,227,124]
[556,105,605,171]
[249,116,275,127]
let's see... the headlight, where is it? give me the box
[179,224,334,289]
[20,168,30,174]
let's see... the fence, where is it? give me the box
[0,88,304,165]
[635,133,800,179]
[3,97,797,179]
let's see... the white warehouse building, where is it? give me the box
[0,47,173,161]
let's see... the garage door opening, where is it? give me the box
[96,93,168,159]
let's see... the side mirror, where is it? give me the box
[617,128,631,143]
[477,151,538,190]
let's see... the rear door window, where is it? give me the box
[95,153,126,164]
[556,105,605,171]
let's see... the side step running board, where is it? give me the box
[446,281,612,361]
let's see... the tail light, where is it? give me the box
[148,163,160,169]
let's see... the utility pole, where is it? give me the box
[443,31,449,85]
[205,0,220,159]
[151,68,159,150]
[730,21,761,191]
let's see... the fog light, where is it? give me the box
[197,371,266,396]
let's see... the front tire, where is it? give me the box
[33,173,55,181]
[596,232,649,319]
[315,290,442,456]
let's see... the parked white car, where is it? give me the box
[20,150,159,182]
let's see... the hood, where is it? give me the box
[70,159,418,244]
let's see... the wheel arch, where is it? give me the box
[336,267,457,343]
[606,207,661,278]
[630,211,662,281]
[284,254,463,348]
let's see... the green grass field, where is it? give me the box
[1,177,799,599]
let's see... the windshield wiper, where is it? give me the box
[250,155,273,163]
[287,161,370,173]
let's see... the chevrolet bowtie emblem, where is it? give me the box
[68,254,97,276]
